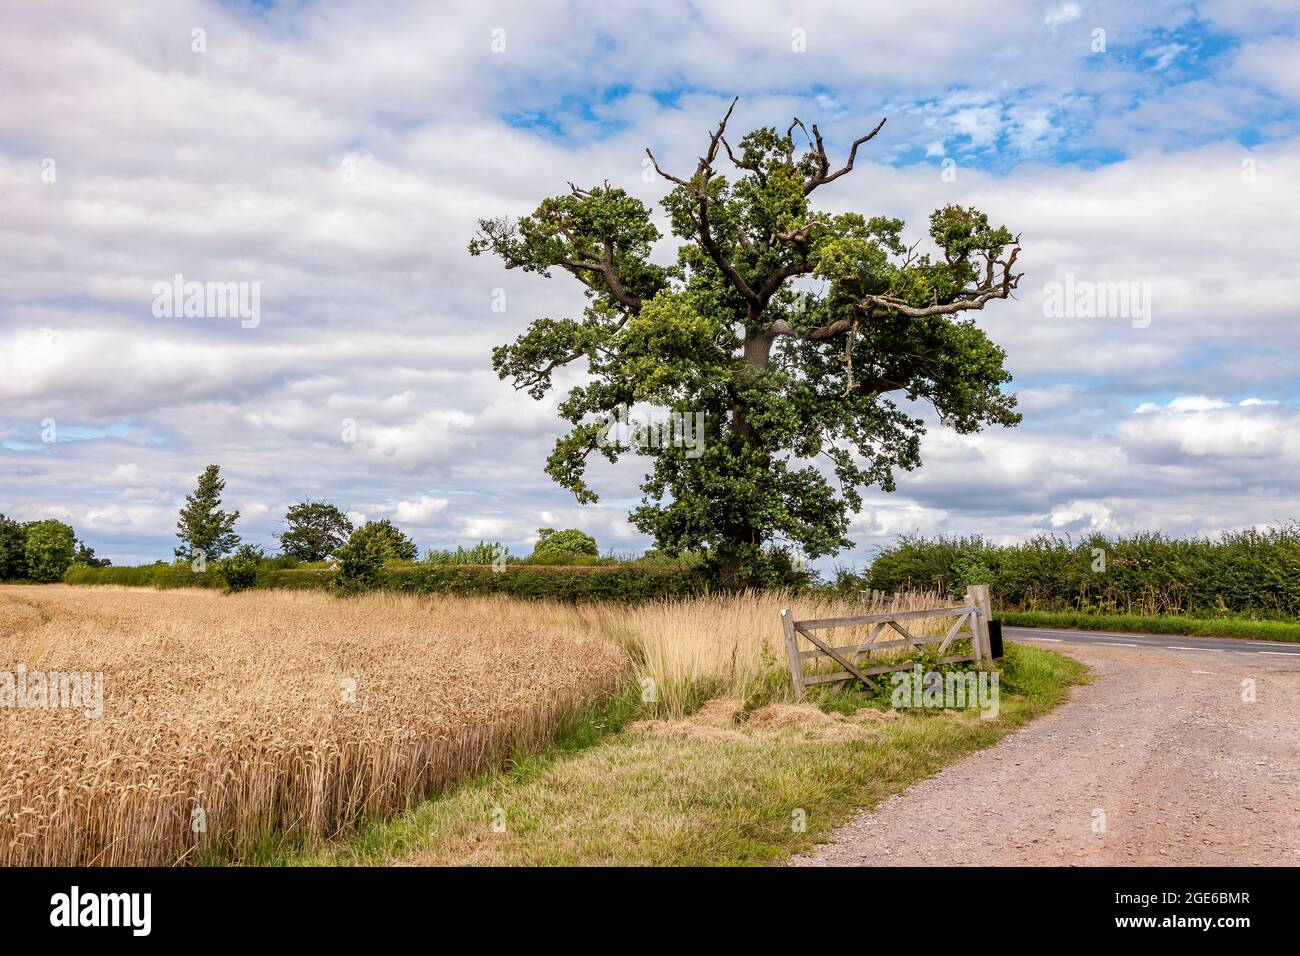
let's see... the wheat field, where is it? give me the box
[0,583,950,865]
[0,585,628,865]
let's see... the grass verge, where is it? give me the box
[1000,609,1300,643]
[271,644,1086,867]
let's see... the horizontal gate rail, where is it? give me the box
[781,585,992,696]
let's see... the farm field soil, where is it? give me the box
[0,585,627,865]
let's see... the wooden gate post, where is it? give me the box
[966,584,993,664]
[780,608,806,696]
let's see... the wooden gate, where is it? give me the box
[780,585,994,696]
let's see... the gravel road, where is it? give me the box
[792,640,1300,866]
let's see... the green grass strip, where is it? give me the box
[1000,610,1300,643]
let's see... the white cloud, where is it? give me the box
[1044,3,1082,28]
[1117,397,1293,461]
[85,509,133,528]
[1135,396,1230,413]
[392,496,450,525]
[1047,501,1118,533]
[3,1,1299,567]
[1144,43,1188,72]
[1233,35,1300,100]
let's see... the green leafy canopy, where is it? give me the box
[347,519,418,562]
[278,500,354,562]
[24,519,76,583]
[471,101,1023,585]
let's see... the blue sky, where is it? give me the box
[3,0,1300,566]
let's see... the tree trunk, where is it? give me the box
[717,553,744,589]
[717,326,779,588]
[732,326,777,439]
[742,326,776,371]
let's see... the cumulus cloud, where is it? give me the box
[1118,396,1296,462]
[390,496,450,525]
[1144,42,1188,71]
[2,1,1299,568]
[1044,3,1083,28]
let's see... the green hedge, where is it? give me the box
[63,561,707,604]
[999,610,1300,643]
[385,564,705,602]
[62,562,223,588]
[866,526,1300,617]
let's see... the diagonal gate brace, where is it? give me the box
[794,623,881,692]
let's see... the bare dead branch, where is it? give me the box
[804,117,887,194]
[643,147,689,186]
[721,135,767,188]
[645,97,758,306]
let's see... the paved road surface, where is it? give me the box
[1008,624,1300,658]
[793,631,1300,866]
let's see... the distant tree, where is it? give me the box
[277,500,353,562]
[533,527,599,559]
[175,465,241,561]
[331,535,387,594]
[424,541,509,565]
[24,520,77,582]
[347,519,418,562]
[217,544,264,593]
[0,515,28,579]
[74,538,112,568]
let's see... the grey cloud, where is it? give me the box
[4,1,1300,566]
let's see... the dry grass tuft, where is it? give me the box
[631,699,901,745]
[602,588,954,718]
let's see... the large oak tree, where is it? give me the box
[472,101,1023,584]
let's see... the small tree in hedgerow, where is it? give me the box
[532,527,599,562]
[472,100,1023,586]
[346,519,418,562]
[24,519,77,583]
[331,534,387,595]
[277,500,354,562]
[175,464,241,564]
[218,544,264,592]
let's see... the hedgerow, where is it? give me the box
[864,525,1300,616]
[63,560,708,604]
